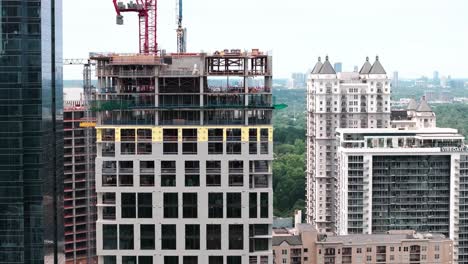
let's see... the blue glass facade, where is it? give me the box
[0,0,63,263]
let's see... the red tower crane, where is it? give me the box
[112,0,158,54]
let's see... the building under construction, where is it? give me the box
[63,100,97,264]
[93,50,273,263]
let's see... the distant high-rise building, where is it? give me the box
[93,51,273,263]
[392,71,399,88]
[291,72,307,89]
[353,65,359,72]
[433,70,440,83]
[440,76,448,88]
[306,56,391,233]
[0,0,64,263]
[334,62,342,73]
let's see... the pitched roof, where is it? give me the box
[359,57,372,74]
[416,99,432,112]
[311,57,323,74]
[272,235,302,246]
[407,99,418,110]
[369,56,386,74]
[318,56,336,74]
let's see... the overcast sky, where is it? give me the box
[63,0,467,79]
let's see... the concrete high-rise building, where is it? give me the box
[392,71,399,88]
[306,56,391,233]
[92,50,273,263]
[0,0,64,263]
[64,100,97,264]
[333,62,342,73]
[335,125,466,262]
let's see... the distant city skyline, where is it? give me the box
[63,0,468,79]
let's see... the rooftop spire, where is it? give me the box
[318,55,336,74]
[369,56,386,74]
[311,57,323,74]
[359,56,372,74]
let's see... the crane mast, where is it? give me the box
[176,0,186,53]
[112,0,158,54]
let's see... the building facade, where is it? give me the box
[316,230,453,264]
[0,0,64,263]
[273,217,453,264]
[64,100,97,264]
[306,56,391,232]
[93,50,273,264]
[335,126,467,262]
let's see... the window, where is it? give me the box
[103,207,116,220]
[162,225,177,250]
[140,160,155,186]
[163,142,178,154]
[140,225,155,250]
[121,193,136,218]
[207,224,221,250]
[208,142,223,154]
[367,247,372,252]
[208,193,223,218]
[366,256,371,262]
[226,142,241,154]
[183,256,198,264]
[357,248,362,253]
[121,142,136,155]
[183,193,198,218]
[137,143,152,154]
[390,255,394,261]
[249,193,257,218]
[207,161,221,186]
[207,174,221,187]
[227,256,241,264]
[119,224,134,250]
[139,256,153,264]
[260,142,268,154]
[229,174,243,187]
[227,193,242,218]
[209,256,223,264]
[103,225,117,249]
[390,246,394,252]
[162,161,176,186]
[122,256,136,264]
[229,225,243,250]
[185,225,200,250]
[164,193,179,218]
[435,254,440,260]
[183,142,197,154]
[103,256,116,264]
[260,193,269,218]
[434,245,440,251]
[185,161,200,187]
[249,142,257,154]
[138,193,152,218]
[165,256,179,264]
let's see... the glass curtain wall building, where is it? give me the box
[0,0,63,263]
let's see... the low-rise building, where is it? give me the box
[273,212,454,264]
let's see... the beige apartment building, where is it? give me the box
[273,212,453,264]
